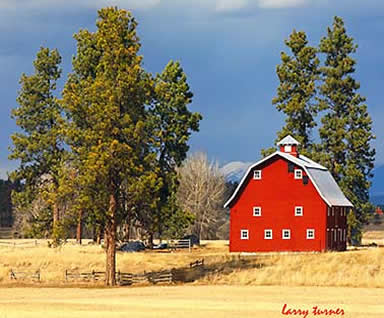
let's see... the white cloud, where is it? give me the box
[0,0,161,10]
[258,0,308,8]
[215,0,248,12]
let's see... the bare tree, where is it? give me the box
[176,152,226,240]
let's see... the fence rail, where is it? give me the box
[63,258,204,286]
[10,269,40,281]
[0,240,39,247]
[169,239,192,252]
[190,258,204,268]
[8,258,205,286]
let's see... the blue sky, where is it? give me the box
[1,0,383,180]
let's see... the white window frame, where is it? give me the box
[294,169,302,179]
[240,229,249,240]
[306,229,315,239]
[264,229,273,240]
[284,145,292,152]
[253,206,261,217]
[253,170,262,180]
[295,206,303,216]
[282,229,291,240]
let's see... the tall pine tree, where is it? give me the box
[10,47,65,238]
[149,61,202,242]
[319,16,375,243]
[62,8,157,285]
[262,30,319,157]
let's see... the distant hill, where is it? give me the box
[220,161,252,183]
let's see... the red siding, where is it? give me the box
[229,156,327,252]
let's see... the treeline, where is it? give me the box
[264,17,376,243]
[0,179,16,227]
[9,7,206,285]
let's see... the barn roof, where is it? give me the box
[277,135,300,145]
[223,151,353,208]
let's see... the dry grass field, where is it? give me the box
[0,238,384,288]
[0,285,383,318]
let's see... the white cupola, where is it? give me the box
[277,135,300,157]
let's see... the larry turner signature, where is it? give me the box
[282,304,345,318]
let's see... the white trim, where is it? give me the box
[295,206,303,216]
[253,170,262,180]
[282,229,291,239]
[253,206,261,216]
[240,229,249,240]
[306,229,315,239]
[223,152,352,209]
[264,229,272,240]
[294,169,303,179]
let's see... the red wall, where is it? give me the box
[229,156,327,252]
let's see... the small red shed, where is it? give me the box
[224,136,353,253]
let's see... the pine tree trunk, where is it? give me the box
[105,193,117,286]
[76,209,83,245]
[53,201,59,227]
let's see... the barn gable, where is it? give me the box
[224,150,353,209]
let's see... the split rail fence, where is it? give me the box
[64,258,204,286]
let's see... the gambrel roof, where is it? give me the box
[223,151,353,208]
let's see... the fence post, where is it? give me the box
[35,240,37,246]
[65,269,67,281]
[188,239,191,253]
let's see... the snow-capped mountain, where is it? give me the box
[220,161,253,183]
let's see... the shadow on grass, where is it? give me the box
[170,256,265,283]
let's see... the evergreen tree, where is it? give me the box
[62,7,158,285]
[318,16,375,242]
[149,61,202,241]
[262,30,319,157]
[9,47,64,237]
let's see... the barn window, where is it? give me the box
[327,207,331,217]
[253,170,262,180]
[343,229,346,241]
[294,169,302,179]
[282,229,291,239]
[284,145,292,152]
[306,229,315,239]
[295,206,303,216]
[264,229,272,240]
[253,207,261,216]
[303,176,309,185]
[288,162,294,173]
[334,229,337,241]
[241,229,249,240]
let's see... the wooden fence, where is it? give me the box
[8,258,205,286]
[169,239,191,252]
[190,259,204,268]
[64,258,204,286]
[10,269,40,281]
[0,240,39,247]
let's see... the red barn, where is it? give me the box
[224,136,353,253]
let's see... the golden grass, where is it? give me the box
[1,285,384,318]
[1,239,384,288]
